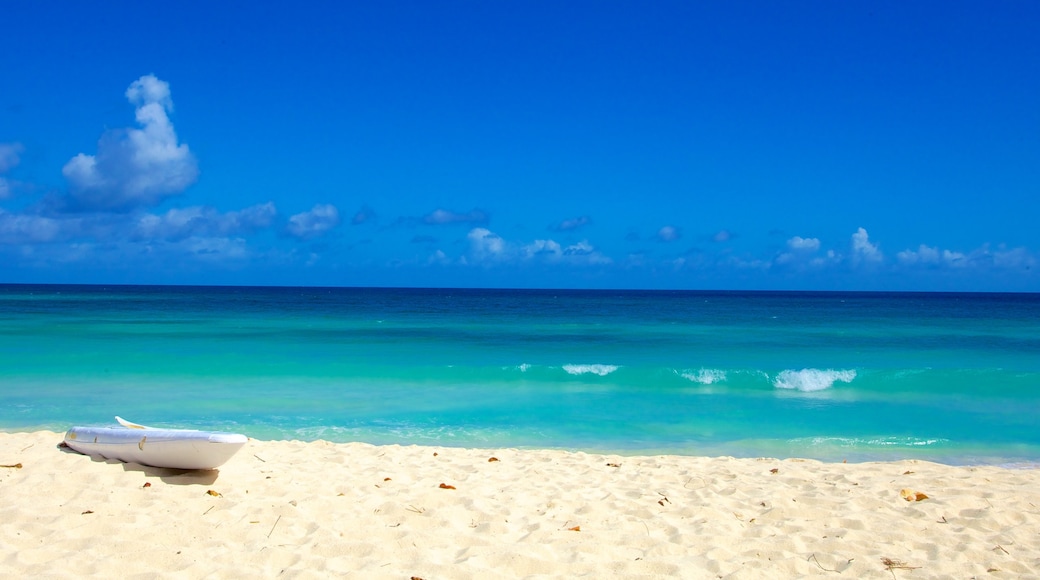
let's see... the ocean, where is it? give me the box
[1,284,1038,465]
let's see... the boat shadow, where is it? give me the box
[120,461,221,485]
[57,443,220,485]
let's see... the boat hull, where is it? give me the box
[64,426,247,470]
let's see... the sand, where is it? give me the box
[2,431,1039,579]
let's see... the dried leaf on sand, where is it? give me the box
[899,488,929,501]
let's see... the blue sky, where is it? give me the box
[2,1,1038,290]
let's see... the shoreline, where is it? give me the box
[3,430,1040,577]
[4,424,1038,469]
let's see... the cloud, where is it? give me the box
[0,209,63,244]
[427,249,451,265]
[134,203,276,241]
[561,240,612,264]
[0,142,24,199]
[61,75,198,211]
[522,238,562,259]
[851,227,882,263]
[352,205,376,225]
[287,204,340,239]
[0,143,22,173]
[462,228,612,266]
[896,244,962,267]
[550,216,591,232]
[423,208,489,225]
[657,225,681,242]
[712,230,732,243]
[467,227,507,261]
[991,246,1036,270]
[787,236,820,251]
[897,243,1036,271]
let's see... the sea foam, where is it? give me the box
[773,369,856,392]
[681,368,727,384]
[562,364,619,376]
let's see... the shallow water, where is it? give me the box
[2,285,1038,464]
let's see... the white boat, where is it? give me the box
[63,417,248,470]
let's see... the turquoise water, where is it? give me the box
[2,285,1039,465]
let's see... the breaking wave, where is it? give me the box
[773,369,856,392]
[562,364,619,376]
[681,368,727,384]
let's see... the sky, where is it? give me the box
[1,1,1038,291]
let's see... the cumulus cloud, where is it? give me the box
[423,208,489,226]
[550,216,591,232]
[287,204,340,239]
[61,75,198,211]
[657,225,681,242]
[522,238,562,259]
[787,236,820,251]
[463,228,612,266]
[467,227,507,261]
[0,142,24,199]
[896,244,959,267]
[134,203,276,241]
[851,227,882,263]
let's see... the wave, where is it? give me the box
[680,368,727,385]
[803,436,949,448]
[562,364,619,376]
[773,369,856,392]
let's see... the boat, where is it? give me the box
[63,417,248,470]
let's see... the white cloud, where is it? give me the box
[0,142,23,199]
[427,249,451,265]
[465,228,611,266]
[562,240,612,264]
[851,227,882,263]
[0,209,63,244]
[423,208,488,225]
[657,225,681,242]
[712,230,732,243]
[522,238,562,260]
[62,74,198,211]
[519,238,613,265]
[467,227,507,261]
[810,250,842,267]
[551,216,591,231]
[897,243,1035,271]
[0,142,22,173]
[991,246,1036,270]
[287,204,340,239]
[135,203,276,241]
[787,236,820,251]
[897,244,938,265]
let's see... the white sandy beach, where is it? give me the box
[2,431,1039,578]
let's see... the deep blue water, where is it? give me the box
[2,284,1039,464]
